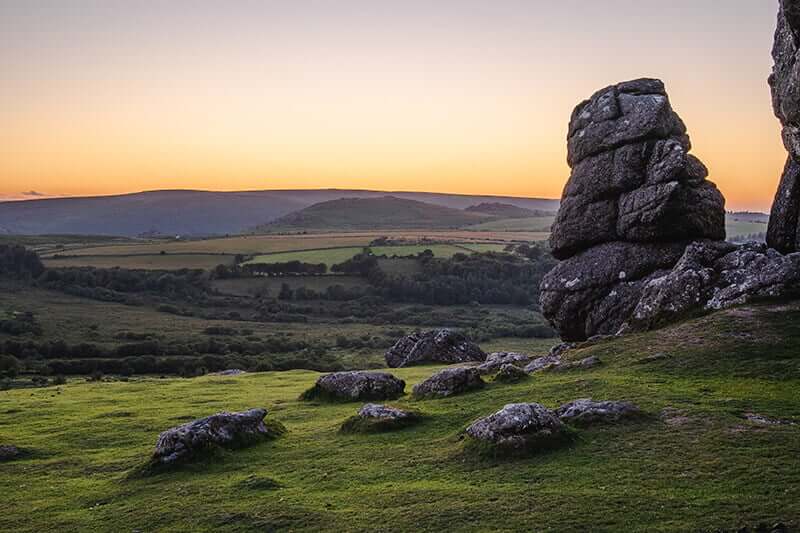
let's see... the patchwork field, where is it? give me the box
[43,253,236,270]
[2,303,799,532]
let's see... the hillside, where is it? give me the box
[464,202,553,218]
[0,190,559,237]
[2,302,799,531]
[257,196,494,232]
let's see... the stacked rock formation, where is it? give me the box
[541,78,726,341]
[768,0,800,253]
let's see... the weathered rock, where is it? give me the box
[465,403,571,454]
[152,408,279,465]
[768,1,800,253]
[494,364,529,383]
[385,329,486,368]
[557,356,603,372]
[540,241,687,341]
[524,355,563,373]
[631,241,800,330]
[301,371,405,402]
[0,445,21,462]
[340,403,422,433]
[412,367,485,398]
[212,369,246,376]
[555,399,642,426]
[477,352,532,374]
[552,79,724,261]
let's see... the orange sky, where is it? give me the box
[0,1,787,211]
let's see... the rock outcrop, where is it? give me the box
[768,1,800,253]
[301,371,405,402]
[152,408,281,465]
[477,352,532,374]
[340,403,422,433]
[541,78,730,341]
[555,399,642,426]
[412,367,485,398]
[465,403,571,455]
[493,364,529,383]
[385,329,486,368]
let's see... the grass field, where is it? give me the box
[43,254,235,270]
[2,303,799,531]
[725,218,767,239]
[465,215,556,232]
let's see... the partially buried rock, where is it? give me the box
[385,329,486,368]
[494,364,529,384]
[300,371,405,402]
[152,408,284,465]
[524,355,563,374]
[0,445,21,462]
[465,403,572,456]
[555,399,642,426]
[412,367,485,399]
[477,352,532,374]
[340,403,422,433]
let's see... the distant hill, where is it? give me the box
[258,196,494,232]
[0,189,559,237]
[465,202,554,218]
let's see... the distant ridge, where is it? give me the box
[465,202,555,218]
[0,189,559,236]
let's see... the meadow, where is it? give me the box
[2,302,799,532]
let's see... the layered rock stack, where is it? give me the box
[541,79,726,341]
[768,0,800,253]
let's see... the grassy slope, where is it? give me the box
[2,304,799,531]
[243,244,497,267]
[258,197,492,232]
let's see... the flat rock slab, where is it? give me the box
[556,399,642,426]
[412,367,485,399]
[153,408,278,465]
[385,329,486,368]
[302,371,406,402]
[477,352,532,374]
[341,403,422,433]
[465,403,571,455]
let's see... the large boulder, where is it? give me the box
[385,329,486,368]
[769,1,800,253]
[412,367,485,399]
[152,408,282,465]
[340,403,422,433]
[465,403,571,455]
[493,364,529,384]
[542,78,726,341]
[555,399,642,426]
[301,371,405,402]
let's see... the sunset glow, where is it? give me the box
[0,1,786,210]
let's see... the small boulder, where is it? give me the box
[412,367,485,399]
[555,399,642,426]
[494,364,529,384]
[212,369,246,376]
[385,329,486,368]
[152,408,283,465]
[340,403,422,433]
[0,445,21,462]
[465,403,572,455]
[300,371,405,402]
[477,352,532,374]
[524,355,563,373]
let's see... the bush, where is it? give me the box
[0,355,20,378]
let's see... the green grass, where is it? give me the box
[464,215,556,232]
[244,244,485,268]
[2,303,800,531]
[725,218,767,239]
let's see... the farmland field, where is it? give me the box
[42,253,236,270]
[465,215,556,232]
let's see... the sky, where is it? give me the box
[0,0,787,210]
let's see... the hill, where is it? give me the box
[464,202,553,218]
[257,196,494,231]
[2,302,799,531]
[0,190,559,237]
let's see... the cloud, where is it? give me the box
[21,190,46,197]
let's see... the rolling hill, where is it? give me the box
[0,189,559,237]
[464,202,554,218]
[256,196,494,232]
